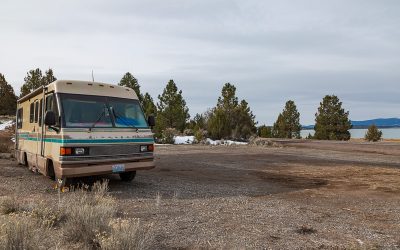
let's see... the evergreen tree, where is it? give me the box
[156,79,189,135]
[258,125,273,138]
[232,100,257,139]
[142,92,157,118]
[0,73,17,115]
[272,113,286,138]
[365,124,382,142]
[314,95,351,140]
[43,68,57,85]
[20,68,57,97]
[272,100,301,139]
[118,72,143,103]
[207,83,256,140]
[207,83,238,139]
[190,113,207,131]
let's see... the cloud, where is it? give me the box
[0,0,399,124]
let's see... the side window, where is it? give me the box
[30,103,34,123]
[17,108,23,129]
[34,101,39,123]
[46,95,53,112]
[38,99,43,126]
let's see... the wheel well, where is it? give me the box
[23,152,28,166]
[47,159,55,180]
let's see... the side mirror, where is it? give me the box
[147,115,155,127]
[44,111,56,126]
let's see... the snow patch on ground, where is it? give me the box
[0,120,14,131]
[174,136,195,144]
[173,136,247,145]
[206,138,248,145]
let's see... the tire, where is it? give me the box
[23,152,28,167]
[119,171,136,182]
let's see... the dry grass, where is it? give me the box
[0,180,153,249]
[0,197,20,214]
[0,136,12,153]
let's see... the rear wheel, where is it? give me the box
[119,171,136,182]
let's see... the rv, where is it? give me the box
[15,80,155,188]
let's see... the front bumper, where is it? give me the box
[54,157,155,178]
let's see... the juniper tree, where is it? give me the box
[365,124,382,142]
[0,73,17,115]
[314,95,351,141]
[156,79,189,135]
[118,72,143,103]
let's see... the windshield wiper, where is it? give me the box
[110,107,138,130]
[90,108,106,129]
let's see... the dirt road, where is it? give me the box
[1,140,400,249]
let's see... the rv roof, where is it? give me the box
[18,80,138,103]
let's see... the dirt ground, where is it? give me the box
[0,140,400,249]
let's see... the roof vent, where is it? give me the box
[66,82,72,85]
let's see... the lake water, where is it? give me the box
[301,128,400,139]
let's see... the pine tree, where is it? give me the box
[365,124,382,142]
[207,83,256,140]
[119,72,143,103]
[0,73,17,115]
[258,125,272,138]
[272,100,301,139]
[208,83,238,139]
[20,68,57,97]
[43,68,57,85]
[272,113,286,138]
[232,100,257,140]
[142,92,157,118]
[314,95,351,140]
[156,79,189,135]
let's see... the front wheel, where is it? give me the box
[119,171,136,182]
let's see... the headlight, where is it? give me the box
[75,148,85,155]
[140,145,148,152]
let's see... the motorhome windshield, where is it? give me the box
[59,94,148,128]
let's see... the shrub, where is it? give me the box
[99,218,153,250]
[161,128,179,144]
[62,180,116,247]
[183,128,194,136]
[0,197,20,214]
[0,136,12,153]
[194,129,207,143]
[365,124,383,142]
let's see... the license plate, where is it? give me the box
[112,164,125,173]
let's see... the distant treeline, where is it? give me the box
[1,68,374,142]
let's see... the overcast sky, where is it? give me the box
[1,0,399,124]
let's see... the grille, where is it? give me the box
[89,144,140,156]
[60,153,153,162]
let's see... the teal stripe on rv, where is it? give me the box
[18,136,154,144]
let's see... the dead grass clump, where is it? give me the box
[62,180,116,247]
[0,214,58,249]
[0,197,20,214]
[99,218,154,250]
[0,181,153,249]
